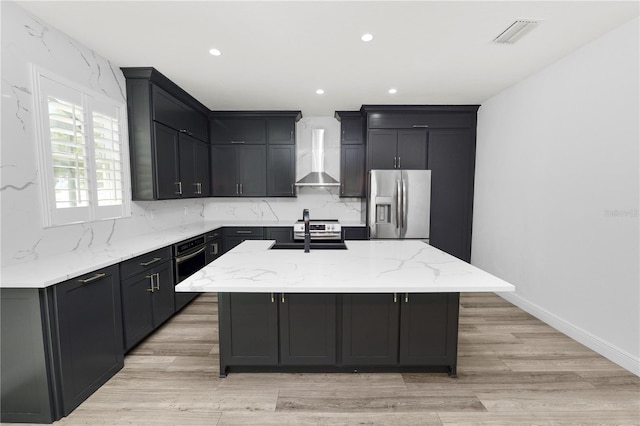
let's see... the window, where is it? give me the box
[34,68,130,227]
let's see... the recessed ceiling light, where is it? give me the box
[388,88,397,94]
[208,48,222,56]
[316,89,325,95]
[361,33,374,42]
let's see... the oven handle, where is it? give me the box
[175,246,206,264]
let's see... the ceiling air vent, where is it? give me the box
[493,20,539,44]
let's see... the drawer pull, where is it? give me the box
[139,257,162,267]
[236,230,252,234]
[78,273,106,284]
[230,140,246,144]
[412,124,429,128]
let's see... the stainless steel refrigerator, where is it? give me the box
[368,169,431,239]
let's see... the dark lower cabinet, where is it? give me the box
[218,291,460,376]
[342,226,368,240]
[121,260,175,351]
[1,265,124,423]
[342,293,398,366]
[399,293,459,373]
[222,227,264,253]
[219,293,279,371]
[280,293,336,365]
[264,226,294,243]
[205,229,222,265]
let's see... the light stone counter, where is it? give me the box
[176,240,515,293]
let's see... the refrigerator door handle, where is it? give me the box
[402,178,408,233]
[396,179,402,229]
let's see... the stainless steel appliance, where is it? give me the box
[173,234,206,310]
[293,219,342,240]
[368,169,431,239]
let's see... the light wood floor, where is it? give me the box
[42,293,640,425]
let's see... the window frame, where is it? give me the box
[33,66,131,228]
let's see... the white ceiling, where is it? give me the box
[17,1,639,116]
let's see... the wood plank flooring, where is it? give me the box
[36,293,640,425]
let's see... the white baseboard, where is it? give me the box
[496,291,640,377]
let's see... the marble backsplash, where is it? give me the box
[0,2,363,268]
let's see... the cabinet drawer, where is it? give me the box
[206,228,222,239]
[210,118,266,144]
[368,113,472,129]
[222,227,264,237]
[152,85,207,141]
[120,247,173,280]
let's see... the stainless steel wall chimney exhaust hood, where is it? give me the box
[295,128,340,187]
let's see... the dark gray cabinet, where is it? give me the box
[342,226,368,240]
[367,129,427,170]
[340,145,366,197]
[179,134,210,197]
[122,67,210,200]
[264,226,294,243]
[399,293,459,374]
[211,145,266,196]
[120,248,175,351]
[427,129,476,261]
[210,112,300,198]
[205,229,222,265]
[1,265,124,423]
[267,145,296,196]
[279,293,336,365]
[336,111,366,197]
[222,227,265,253]
[219,292,279,371]
[342,293,398,366]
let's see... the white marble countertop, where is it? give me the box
[1,220,366,289]
[176,240,516,294]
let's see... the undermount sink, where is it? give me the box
[270,242,347,250]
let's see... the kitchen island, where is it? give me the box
[176,240,515,377]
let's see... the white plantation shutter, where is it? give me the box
[35,70,130,227]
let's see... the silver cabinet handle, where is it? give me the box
[281,293,286,303]
[239,183,243,195]
[405,293,409,303]
[290,130,294,141]
[210,242,219,256]
[154,272,160,291]
[271,293,275,303]
[236,230,252,234]
[179,129,194,136]
[194,182,202,194]
[398,157,401,169]
[412,124,429,128]
[230,140,246,144]
[175,182,183,195]
[139,257,161,267]
[394,157,397,168]
[291,184,294,194]
[393,293,397,303]
[78,272,106,284]
[146,274,155,292]
[236,183,239,195]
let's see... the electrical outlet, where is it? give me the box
[183,206,189,215]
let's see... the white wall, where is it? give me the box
[473,17,639,374]
[0,2,361,268]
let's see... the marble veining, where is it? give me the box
[176,240,516,294]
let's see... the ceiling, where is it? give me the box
[16,1,639,116]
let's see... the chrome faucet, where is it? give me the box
[303,209,310,253]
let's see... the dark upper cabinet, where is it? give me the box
[210,118,266,144]
[367,129,427,170]
[209,112,300,198]
[153,122,181,199]
[336,112,366,197]
[399,293,459,371]
[52,265,124,416]
[340,145,366,197]
[279,293,337,366]
[267,145,296,197]
[151,85,207,141]
[342,293,399,366]
[427,129,476,262]
[211,145,267,197]
[121,67,210,201]
[179,134,210,197]
[267,118,296,144]
[219,292,279,372]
